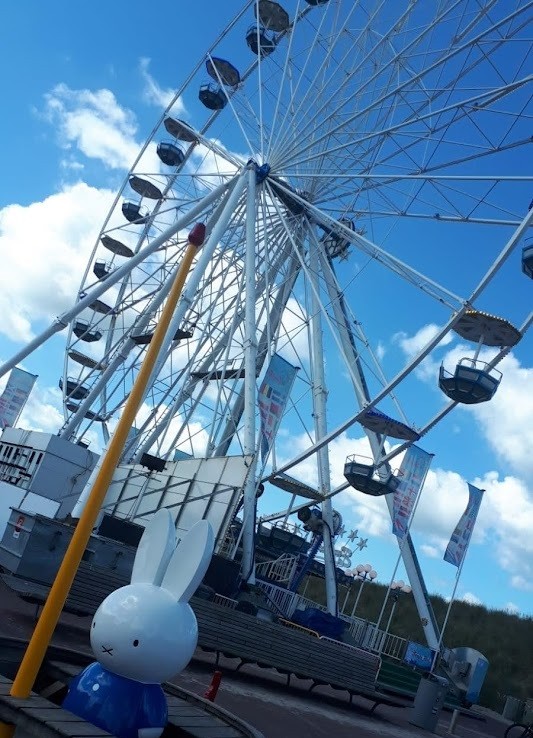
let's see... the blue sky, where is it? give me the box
[0,1,532,622]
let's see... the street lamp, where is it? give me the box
[383,580,412,638]
[349,563,377,617]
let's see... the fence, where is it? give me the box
[255,578,408,661]
[255,553,298,584]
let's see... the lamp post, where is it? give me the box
[349,563,377,617]
[380,580,412,652]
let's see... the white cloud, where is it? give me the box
[392,322,453,381]
[277,422,533,594]
[461,591,482,606]
[469,353,533,478]
[376,341,386,362]
[139,58,185,114]
[278,297,311,366]
[395,323,533,479]
[420,544,440,559]
[393,323,453,358]
[510,574,533,592]
[0,182,115,342]
[43,83,139,170]
[504,601,520,615]
[18,385,64,434]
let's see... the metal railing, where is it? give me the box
[212,593,238,609]
[363,626,408,661]
[256,580,298,615]
[254,579,408,661]
[255,553,299,583]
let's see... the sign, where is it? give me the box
[0,367,37,429]
[404,641,436,671]
[392,445,434,538]
[258,354,298,461]
[444,483,484,568]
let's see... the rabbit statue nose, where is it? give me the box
[101,644,114,655]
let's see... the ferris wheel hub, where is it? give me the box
[254,162,271,184]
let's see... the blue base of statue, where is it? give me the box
[63,662,168,738]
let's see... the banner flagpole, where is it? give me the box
[430,556,465,672]
[373,447,434,636]
[431,482,485,670]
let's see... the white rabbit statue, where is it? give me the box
[63,509,215,738]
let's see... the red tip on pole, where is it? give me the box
[204,670,222,702]
[188,222,207,247]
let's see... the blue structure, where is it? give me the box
[288,507,341,593]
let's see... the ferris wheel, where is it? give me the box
[55,0,532,459]
[2,0,531,638]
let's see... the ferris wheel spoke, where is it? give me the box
[267,0,353,161]
[127,213,296,459]
[271,0,419,167]
[277,0,531,173]
[272,0,464,167]
[281,70,532,176]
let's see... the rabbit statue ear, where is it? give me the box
[131,508,177,585]
[161,520,214,602]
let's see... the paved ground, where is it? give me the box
[0,581,510,738]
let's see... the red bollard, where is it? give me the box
[204,671,222,702]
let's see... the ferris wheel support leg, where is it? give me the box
[9,226,204,699]
[241,166,259,585]
[315,239,440,644]
[214,248,301,459]
[309,229,337,616]
[0,178,234,382]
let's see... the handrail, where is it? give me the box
[253,580,409,661]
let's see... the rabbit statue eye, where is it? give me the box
[133,639,139,647]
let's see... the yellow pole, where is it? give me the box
[11,230,204,698]
[0,723,15,738]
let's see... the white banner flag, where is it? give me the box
[0,368,37,428]
[392,445,434,539]
[444,483,485,568]
[258,354,299,461]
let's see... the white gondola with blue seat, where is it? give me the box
[344,454,400,497]
[156,141,185,168]
[199,83,227,110]
[59,377,90,401]
[439,358,502,404]
[438,309,521,405]
[73,321,102,343]
[122,201,150,224]
[246,24,276,56]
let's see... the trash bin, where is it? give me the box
[410,674,449,732]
